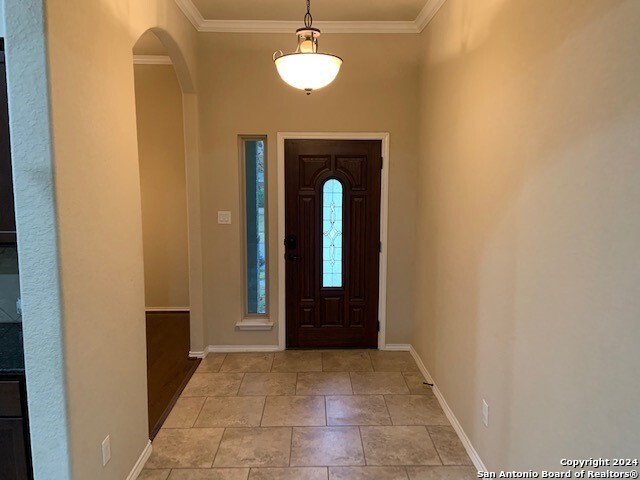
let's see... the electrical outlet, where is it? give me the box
[482,399,490,427]
[217,211,232,225]
[101,435,111,466]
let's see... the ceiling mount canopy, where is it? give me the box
[273,0,343,95]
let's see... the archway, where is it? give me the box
[132,29,204,437]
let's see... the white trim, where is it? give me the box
[277,132,390,351]
[409,345,488,472]
[145,307,190,312]
[381,344,411,352]
[126,440,152,480]
[235,319,275,331]
[174,0,205,28]
[189,350,206,359]
[174,0,446,34]
[208,344,280,353]
[415,0,448,32]
[133,55,173,65]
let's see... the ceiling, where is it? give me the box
[191,0,427,22]
[176,0,447,34]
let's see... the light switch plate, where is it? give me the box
[218,211,232,224]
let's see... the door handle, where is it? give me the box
[284,234,298,250]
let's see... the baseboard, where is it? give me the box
[207,344,281,353]
[408,345,487,472]
[381,344,411,351]
[189,350,206,358]
[126,440,152,480]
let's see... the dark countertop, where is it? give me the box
[0,322,25,374]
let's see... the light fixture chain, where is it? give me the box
[304,0,313,28]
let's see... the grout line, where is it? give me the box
[209,427,226,468]
[288,426,294,467]
[357,425,368,466]
[259,394,268,427]
[425,425,444,466]
[190,396,208,428]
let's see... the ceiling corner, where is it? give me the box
[174,0,204,30]
[415,0,447,32]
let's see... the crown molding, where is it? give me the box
[174,0,446,34]
[133,55,173,65]
[415,0,448,31]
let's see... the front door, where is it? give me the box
[285,139,382,348]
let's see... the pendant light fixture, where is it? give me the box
[273,0,343,95]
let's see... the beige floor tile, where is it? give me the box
[406,466,477,479]
[220,353,274,372]
[194,396,266,427]
[249,467,328,479]
[163,397,206,428]
[326,395,391,426]
[350,372,410,394]
[213,427,291,467]
[168,469,250,480]
[384,395,449,426]
[262,395,326,426]
[182,373,243,397]
[329,466,408,479]
[139,470,171,480]
[271,351,323,372]
[360,426,441,466]
[239,373,297,396]
[427,426,472,465]
[197,354,227,373]
[147,428,224,469]
[369,352,419,372]
[291,427,365,467]
[296,372,353,395]
[322,351,373,372]
[402,373,434,395]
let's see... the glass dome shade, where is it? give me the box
[274,52,343,92]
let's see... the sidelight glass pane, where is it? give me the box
[243,138,267,315]
[322,179,343,288]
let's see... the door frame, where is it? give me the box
[277,132,390,350]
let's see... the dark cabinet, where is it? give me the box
[0,378,31,480]
[1,40,17,245]
[0,419,28,480]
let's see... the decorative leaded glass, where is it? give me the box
[322,179,343,287]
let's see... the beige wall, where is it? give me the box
[135,64,190,308]
[197,33,420,346]
[37,0,198,478]
[414,0,640,469]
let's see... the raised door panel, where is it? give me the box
[0,418,29,480]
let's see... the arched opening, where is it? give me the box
[132,29,201,438]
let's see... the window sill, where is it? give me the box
[236,319,274,331]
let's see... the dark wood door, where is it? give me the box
[285,139,382,348]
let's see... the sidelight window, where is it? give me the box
[241,137,268,316]
[322,179,343,288]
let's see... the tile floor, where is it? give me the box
[141,350,476,480]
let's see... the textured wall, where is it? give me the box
[134,64,190,309]
[5,0,198,478]
[414,0,640,469]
